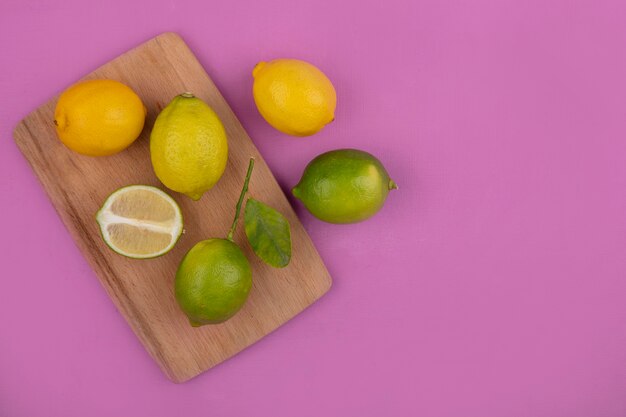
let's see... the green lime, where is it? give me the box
[96,185,183,259]
[175,238,252,326]
[292,149,397,224]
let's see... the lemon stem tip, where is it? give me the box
[252,62,266,78]
[227,157,255,241]
[389,180,398,190]
[180,92,195,98]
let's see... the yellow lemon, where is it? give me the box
[150,93,228,200]
[54,79,146,156]
[252,58,336,136]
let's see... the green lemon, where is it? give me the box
[150,93,228,200]
[292,149,397,224]
[175,238,252,326]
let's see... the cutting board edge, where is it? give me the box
[173,278,333,383]
[13,119,181,383]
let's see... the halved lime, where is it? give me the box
[96,185,183,259]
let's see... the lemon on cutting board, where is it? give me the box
[54,79,146,156]
[252,58,336,136]
[96,185,183,259]
[150,93,228,200]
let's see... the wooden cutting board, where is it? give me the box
[13,32,332,383]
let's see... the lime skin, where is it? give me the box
[292,149,397,224]
[175,238,252,326]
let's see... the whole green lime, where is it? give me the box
[175,238,252,326]
[292,149,397,224]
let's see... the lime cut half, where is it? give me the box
[96,185,183,259]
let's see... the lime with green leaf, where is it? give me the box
[175,158,292,326]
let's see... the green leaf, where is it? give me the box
[244,198,291,268]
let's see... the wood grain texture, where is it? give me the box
[13,32,332,383]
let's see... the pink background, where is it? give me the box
[1,0,626,416]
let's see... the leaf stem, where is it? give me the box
[227,157,255,241]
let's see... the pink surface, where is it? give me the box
[1,0,626,415]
